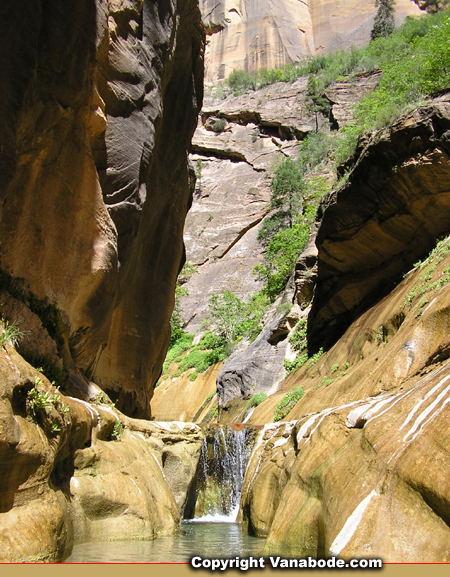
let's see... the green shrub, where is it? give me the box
[247,392,267,409]
[226,70,257,94]
[209,406,219,420]
[289,319,307,351]
[203,291,269,344]
[274,386,305,421]
[212,118,227,133]
[111,421,124,441]
[163,332,194,373]
[254,222,310,301]
[335,10,450,162]
[284,354,308,374]
[0,319,25,348]
[198,331,226,350]
[308,347,324,366]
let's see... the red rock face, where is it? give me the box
[0,0,204,418]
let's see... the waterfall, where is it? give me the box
[185,425,256,523]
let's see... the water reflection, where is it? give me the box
[64,522,264,563]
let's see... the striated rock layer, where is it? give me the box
[0,0,204,418]
[200,0,421,82]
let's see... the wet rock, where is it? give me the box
[151,364,221,422]
[241,221,450,561]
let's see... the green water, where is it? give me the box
[64,522,265,563]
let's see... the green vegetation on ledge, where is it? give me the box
[274,386,305,421]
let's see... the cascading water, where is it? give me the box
[185,425,256,523]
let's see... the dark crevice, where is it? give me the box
[190,144,265,172]
[217,214,268,260]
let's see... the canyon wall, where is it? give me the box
[234,96,450,562]
[0,0,204,418]
[200,0,422,82]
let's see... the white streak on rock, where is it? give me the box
[129,478,143,496]
[329,490,378,556]
[404,380,450,441]
[68,397,99,424]
[400,373,450,431]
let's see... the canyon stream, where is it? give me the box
[65,426,262,563]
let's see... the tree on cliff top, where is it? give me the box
[371,0,396,40]
[414,0,450,13]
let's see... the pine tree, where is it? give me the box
[371,0,396,40]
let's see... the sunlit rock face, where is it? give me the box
[200,0,421,82]
[237,96,450,562]
[0,0,204,418]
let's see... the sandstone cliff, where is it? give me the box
[234,96,450,561]
[0,0,206,563]
[200,0,421,82]
[181,72,379,334]
[309,98,450,352]
[0,0,204,418]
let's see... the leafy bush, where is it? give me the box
[203,291,269,344]
[254,221,310,301]
[274,386,305,421]
[163,332,194,373]
[247,392,267,409]
[198,331,226,350]
[226,70,257,94]
[270,158,304,218]
[209,406,219,420]
[289,319,307,351]
[336,9,450,162]
[298,130,336,173]
[308,347,324,366]
[212,118,227,133]
[111,421,124,441]
[284,354,308,374]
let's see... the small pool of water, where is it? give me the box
[64,522,265,563]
